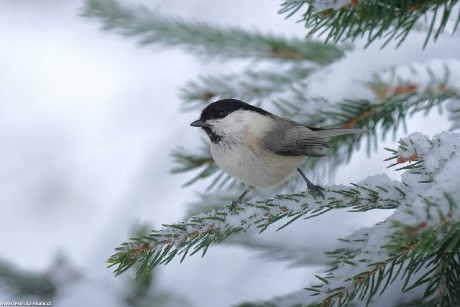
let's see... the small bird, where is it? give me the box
[190,99,365,203]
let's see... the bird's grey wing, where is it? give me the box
[265,125,330,157]
[308,127,367,138]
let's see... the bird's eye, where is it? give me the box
[218,111,226,118]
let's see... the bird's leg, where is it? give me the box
[297,168,325,199]
[230,186,254,209]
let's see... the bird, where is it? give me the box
[190,98,365,204]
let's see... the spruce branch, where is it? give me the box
[180,64,316,110]
[370,60,460,100]
[308,209,460,306]
[370,60,460,132]
[124,224,192,307]
[309,217,460,306]
[82,0,346,64]
[108,175,405,278]
[0,255,80,301]
[275,60,460,127]
[279,0,460,48]
[0,260,56,299]
[307,131,460,306]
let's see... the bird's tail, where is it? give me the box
[309,127,368,138]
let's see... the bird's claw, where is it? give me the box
[307,183,325,199]
[229,200,241,211]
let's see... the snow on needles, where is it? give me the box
[114,174,405,272]
[301,0,353,13]
[312,131,460,304]
[374,59,460,97]
[397,131,460,225]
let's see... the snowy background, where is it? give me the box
[0,0,455,306]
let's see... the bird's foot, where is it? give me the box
[229,200,242,211]
[307,182,325,199]
[229,187,252,211]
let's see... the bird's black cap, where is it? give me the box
[197,99,272,122]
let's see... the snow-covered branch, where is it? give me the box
[108,175,405,277]
[308,131,460,306]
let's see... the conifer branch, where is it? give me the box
[307,131,460,306]
[180,64,316,110]
[279,0,460,48]
[83,0,346,63]
[0,260,56,299]
[0,255,80,301]
[108,175,405,278]
[308,210,460,306]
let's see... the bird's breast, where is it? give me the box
[210,141,304,188]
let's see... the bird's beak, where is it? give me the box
[190,119,205,127]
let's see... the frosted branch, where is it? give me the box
[309,132,460,306]
[108,175,405,277]
[371,60,460,103]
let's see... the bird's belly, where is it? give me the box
[210,144,304,187]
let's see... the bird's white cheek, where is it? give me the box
[207,110,273,141]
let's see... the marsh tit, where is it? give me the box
[190,99,365,203]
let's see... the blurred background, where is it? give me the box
[0,0,456,306]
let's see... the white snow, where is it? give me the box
[307,0,353,13]
[311,132,460,304]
